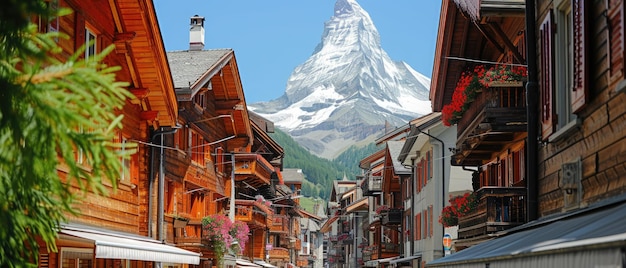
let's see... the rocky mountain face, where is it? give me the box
[249,0,431,159]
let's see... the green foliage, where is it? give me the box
[0,6,133,267]
[269,129,378,199]
[335,142,379,177]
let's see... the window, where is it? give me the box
[191,131,205,165]
[194,92,206,109]
[554,1,577,129]
[85,27,97,60]
[541,0,588,140]
[60,248,93,268]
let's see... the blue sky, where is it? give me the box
[154,0,442,103]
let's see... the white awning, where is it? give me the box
[60,226,200,264]
[389,255,421,265]
[254,260,278,268]
[364,256,399,267]
[236,259,261,267]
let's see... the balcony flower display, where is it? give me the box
[202,214,250,266]
[439,192,479,227]
[442,64,528,126]
[375,205,389,215]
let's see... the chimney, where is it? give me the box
[189,15,205,51]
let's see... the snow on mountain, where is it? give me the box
[249,0,431,159]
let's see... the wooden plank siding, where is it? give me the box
[535,0,626,215]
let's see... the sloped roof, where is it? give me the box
[282,168,305,184]
[387,140,411,175]
[167,49,232,91]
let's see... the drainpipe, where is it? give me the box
[525,0,539,221]
[157,128,179,243]
[148,127,179,239]
[415,125,445,256]
[410,157,416,256]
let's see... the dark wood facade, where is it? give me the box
[430,0,529,248]
[534,0,626,215]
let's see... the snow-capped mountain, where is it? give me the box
[249,0,431,159]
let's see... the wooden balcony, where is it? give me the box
[381,209,402,226]
[454,86,527,166]
[174,219,203,246]
[269,215,289,233]
[234,154,274,189]
[268,247,289,260]
[361,175,382,196]
[164,148,191,182]
[457,187,527,249]
[234,200,272,229]
[296,256,308,267]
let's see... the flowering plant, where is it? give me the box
[375,205,389,215]
[442,64,527,126]
[202,214,250,266]
[439,192,479,227]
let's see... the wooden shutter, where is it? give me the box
[540,10,555,140]
[608,0,625,79]
[571,0,589,112]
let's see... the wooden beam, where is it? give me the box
[487,22,525,63]
[473,21,505,55]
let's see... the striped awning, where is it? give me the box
[60,226,200,264]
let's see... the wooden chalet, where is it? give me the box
[430,0,529,249]
[429,0,626,267]
[36,0,202,267]
[166,16,290,267]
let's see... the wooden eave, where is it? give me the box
[251,122,284,166]
[207,52,253,151]
[359,149,386,170]
[431,0,526,112]
[111,0,177,127]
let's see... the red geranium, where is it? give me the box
[439,192,479,227]
[442,64,527,126]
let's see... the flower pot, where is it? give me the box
[173,218,189,228]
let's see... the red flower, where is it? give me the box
[438,192,479,227]
[442,64,528,126]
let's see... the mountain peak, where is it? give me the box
[249,0,431,159]
[334,0,361,16]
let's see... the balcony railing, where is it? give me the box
[454,86,527,166]
[458,187,527,244]
[362,175,382,196]
[270,215,289,233]
[268,247,289,260]
[457,86,527,136]
[381,209,402,226]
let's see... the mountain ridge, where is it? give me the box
[250,0,431,159]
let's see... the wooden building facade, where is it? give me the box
[429,0,530,250]
[428,0,626,267]
[36,0,201,267]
